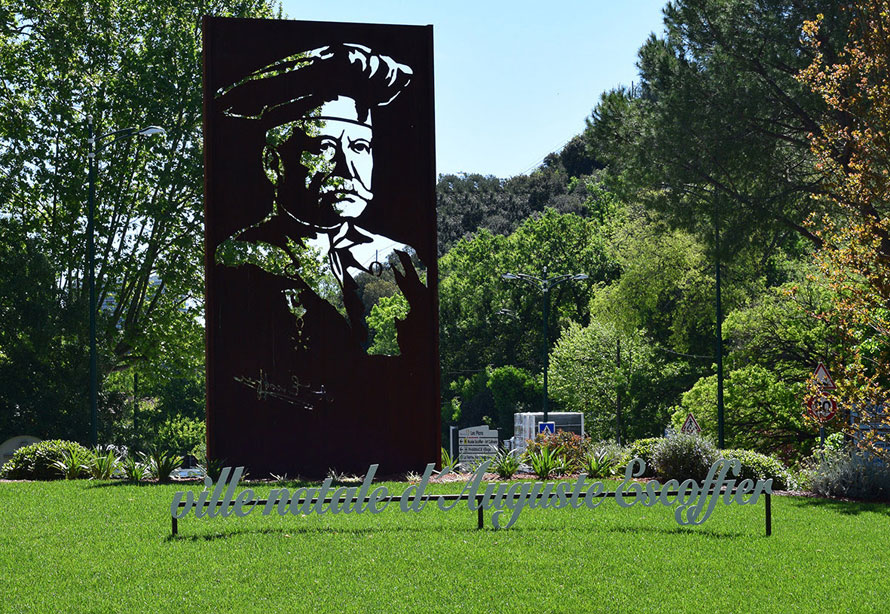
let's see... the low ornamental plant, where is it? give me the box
[619,437,662,477]
[89,446,122,480]
[525,446,563,479]
[122,455,150,482]
[651,433,718,481]
[142,450,183,483]
[583,447,619,478]
[490,446,521,479]
[0,440,93,480]
[720,449,795,490]
[525,430,589,472]
[440,447,459,473]
[51,447,95,480]
[805,444,890,501]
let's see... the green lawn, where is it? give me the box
[1,477,888,613]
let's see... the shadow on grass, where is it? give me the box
[784,495,890,516]
[86,480,160,488]
[86,479,319,489]
[166,524,444,542]
[166,520,756,542]
[511,523,754,539]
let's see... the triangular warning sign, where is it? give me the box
[813,363,836,390]
[681,413,701,434]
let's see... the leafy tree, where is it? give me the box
[0,218,88,440]
[584,0,850,251]
[549,320,672,442]
[448,365,541,438]
[672,365,813,461]
[435,166,609,256]
[723,272,838,382]
[797,1,890,455]
[367,292,409,356]
[0,0,279,442]
[439,208,617,386]
[589,206,720,356]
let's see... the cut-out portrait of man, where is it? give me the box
[204,20,439,478]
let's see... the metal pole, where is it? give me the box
[133,371,139,436]
[542,267,549,423]
[715,204,725,449]
[87,116,98,447]
[616,336,622,446]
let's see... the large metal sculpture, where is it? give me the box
[203,17,439,477]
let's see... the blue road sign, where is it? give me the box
[538,421,556,435]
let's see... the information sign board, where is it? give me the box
[458,426,499,468]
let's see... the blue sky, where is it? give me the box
[279,1,668,178]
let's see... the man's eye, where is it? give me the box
[319,138,338,152]
[349,139,371,154]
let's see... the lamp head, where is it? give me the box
[137,126,166,137]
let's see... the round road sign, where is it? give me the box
[807,396,837,422]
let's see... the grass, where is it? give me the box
[1,477,889,613]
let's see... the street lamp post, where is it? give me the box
[87,115,165,446]
[502,266,589,423]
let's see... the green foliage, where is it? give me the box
[525,430,589,473]
[121,454,149,482]
[584,0,849,251]
[367,292,409,356]
[651,433,718,481]
[0,0,278,442]
[620,437,662,477]
[439,209,618,407]
[0,439,92,480]
[525,446,563,480]
[142,450,182,483]
[448,365,541,437]
[490,447,521,479]
[590,210,721,355]
[153,416,205,458]
[436,168,596,256]
[89,447,122,480]
[805,445,890,501]
[0,219,89,440]
[582,447,619,478]
[720,449,794,490]
[672,365,812,462]
[51,446,95,480]
[722,275,837,382]
[440,447,458,473]
[199,457,226,482]
[549,319,666,442]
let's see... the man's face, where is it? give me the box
[311,96,373,219]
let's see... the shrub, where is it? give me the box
[153,416,205,457]
[490,446,521,479]
[721,449,795,490]
[619,437,663,477]
[525,430,589,472]
[806,446,890,501]
[652,433,718,481]
[0,440,92,480]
